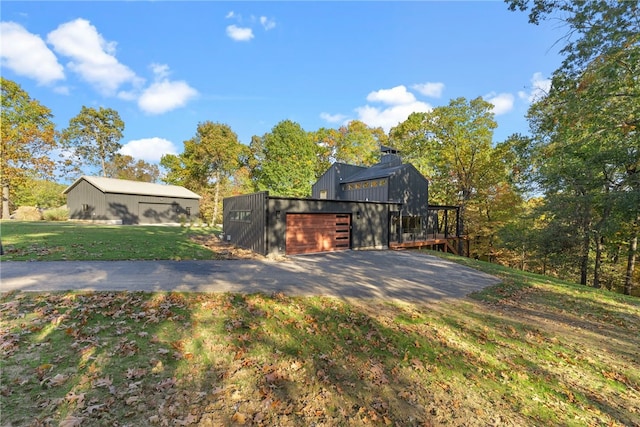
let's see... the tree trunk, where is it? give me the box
[625,225,638,295]
[2,184,10,219]
[580,226,590,286]
[579,200,592,286]
[593,234,603,288]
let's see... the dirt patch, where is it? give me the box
[189,234,270,260]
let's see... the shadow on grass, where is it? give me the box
[2,288,638,426]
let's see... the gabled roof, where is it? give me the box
[342,163,408,183]
[63,176,201,199]
[340,154,420,183]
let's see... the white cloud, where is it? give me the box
[320,112,348,124]
[119,137,178,163]
[356,101,431,132]
[518,72,551,103]
[150,63,170,80]
[329,85,432,132]
[366,85,416,105]
[485,92,515,115]
[47,18,141,95]
[412,82,445,98]
[225,11,236,19]
[260,16,276,30]
[138,81,198,115]
[226,25,254,42]
[0,21,64,85]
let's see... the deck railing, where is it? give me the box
[390,205,468,256]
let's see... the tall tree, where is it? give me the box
[62,106,124,177]
[256,120,317,198]
[13,177,66,209]
[314,120,386,167]
[104,154,160,182]
[0,78,57,218]
[390,97,498,251]
[161,121,245,224]
[510,0,640,291]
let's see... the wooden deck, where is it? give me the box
[390,235,468,256]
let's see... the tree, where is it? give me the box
[0,78,57,218]
[13,177,66,209]
[256,120,317,198]
[104,154,159,182]
[509,0,639,291]
[161,121,245,224]
[62,106,124,177]
[390,97,498,256]
[313,120,386,168]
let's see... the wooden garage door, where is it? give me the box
[286,213,351,255]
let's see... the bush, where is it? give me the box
[12,206,42,221]
[43,207,69,221]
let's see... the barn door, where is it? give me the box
[286,213,351,255]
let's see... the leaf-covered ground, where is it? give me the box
[1,278,639,426]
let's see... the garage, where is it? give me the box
[64,176,200,224]
[286,213,351,255]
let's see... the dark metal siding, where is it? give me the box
[66,178,200,224]
[67,180,107,220]
[104,194,200,224]
[223,192,267,255]
[311,163,366,199]
[388,166,429,217]
[267,197,398,256]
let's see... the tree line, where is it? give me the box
[1,1,637,294]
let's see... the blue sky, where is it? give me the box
[1,1,564,171]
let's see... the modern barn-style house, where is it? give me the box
[224,147,465,256]
[64,176,201,225]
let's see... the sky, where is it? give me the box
[1,1,564,175]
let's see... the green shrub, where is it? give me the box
[42,207,69,221]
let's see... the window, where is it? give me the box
[82,204,89,212]
[186,207,191,218]
[230,210,252,222]
[319,190,328,199]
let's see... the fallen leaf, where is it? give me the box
[93,376,113,388]
[156,377,176,391]
[59,416,83,427]
[125,396,139,405]
[47,373,68,387]
[126,367,147,379]
[85,404,104,414]
[176,413,198,425]
[66,391,86,405]
[231,412,246,424]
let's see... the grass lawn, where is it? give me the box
[1,221,639,426]
[0,221,224,261]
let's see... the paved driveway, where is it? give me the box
[1,251,500,303]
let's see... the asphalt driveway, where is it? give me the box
[1,250,500,303]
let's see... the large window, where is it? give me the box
[401,216,422,233]
[342,179,387,191]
